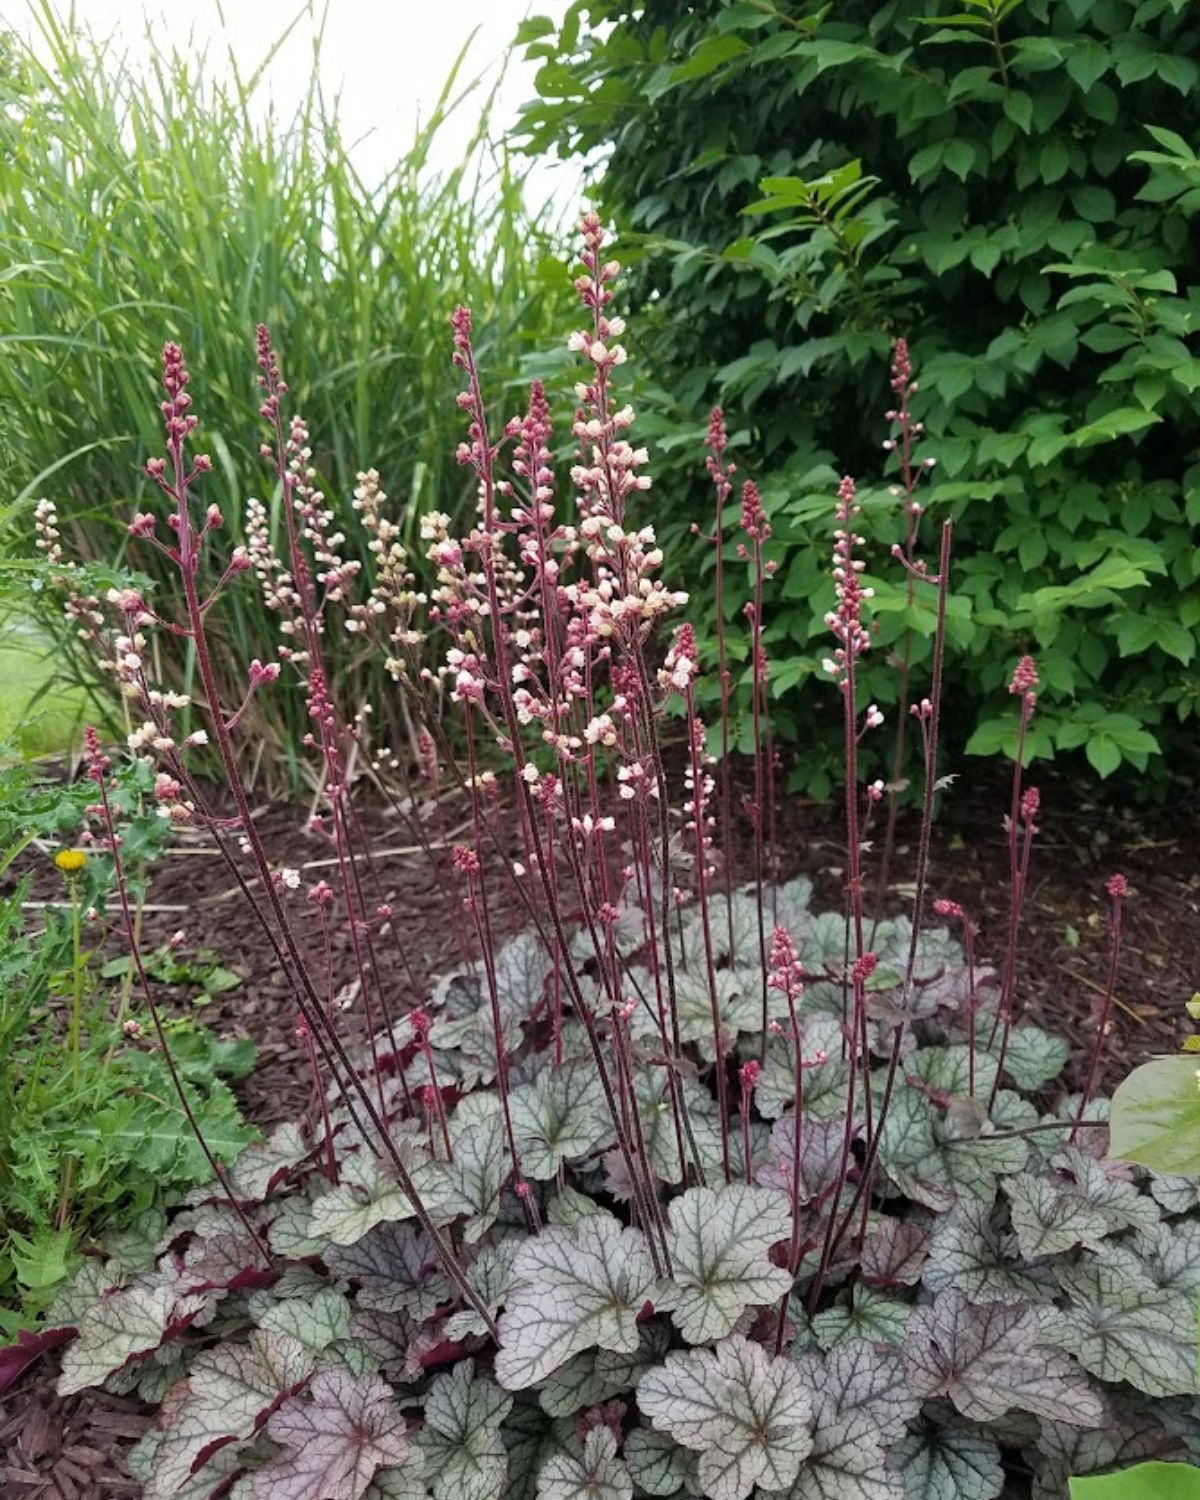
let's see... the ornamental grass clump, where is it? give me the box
[6,214,1198,1500]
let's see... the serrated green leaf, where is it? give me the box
[536,1427,631,1500]
[417,1360,512,1500]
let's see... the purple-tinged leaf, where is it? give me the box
[925,1201,1058,1304]
[903,1290,1105,1426]
[327,1222,450,1320]
[258,1367,412,1500]
[140,1329,314,1500]
[638,1335,813,1500]
[658,1184,791,1344]
[758,1117,849,1206]
[860,1220,930,1288]
[1050,1148,1161,1234]
[415,1359,512,1500]
[536,1427,631,1500]
[0,1326,76,1395]
[494,1214,658,1390]
[1127,1220,1200,1297]
[756,1014,847,1122]
[784,1342,920,1500]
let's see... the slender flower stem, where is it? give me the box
[1071,875,1128,1142]
[821,520,953,1283]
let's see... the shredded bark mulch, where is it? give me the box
[2,756,1197,1494]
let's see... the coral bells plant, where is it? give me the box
[9,215,1200,1500]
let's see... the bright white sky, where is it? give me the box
[11,0,574,195]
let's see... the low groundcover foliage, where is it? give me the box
[7,890,1200,1499]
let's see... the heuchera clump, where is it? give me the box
[7,215,1196,1500]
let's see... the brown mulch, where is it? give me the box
[2,757,1198,1494]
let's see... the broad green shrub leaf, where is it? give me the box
[536,1428,631,1500]
[623,1427,695,1497]
[510,1059,610,1180]
[539,1323,670,1417]
[893,1420,1004,1500]
[416,1360,512,1500]
[1070,1463,1200,1498]
[787,1342,920,1500]
[637,1334,813,1500]
[494,1214,658,1390]
[326,1222,450,1320]
[658,1184,792,1343]
[260,1368,414,1500]
[903,1290,1105,1424]
[1109,1058,1200,1174]
[1043,1263,1200,1397]
[141,1330,314,1500]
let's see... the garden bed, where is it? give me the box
[1,760,1196,1496]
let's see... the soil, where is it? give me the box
[3,757,1198,1496]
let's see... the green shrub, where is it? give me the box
[516,0,1200,795]
[0,10,571,785]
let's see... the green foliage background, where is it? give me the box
[516,0,1200,794]
[0,11,572,784]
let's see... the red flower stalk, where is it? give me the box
[1072,875,1129,1141]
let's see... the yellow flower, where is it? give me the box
[54,848,88,874]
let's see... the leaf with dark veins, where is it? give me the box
[58,1284,203,1396]
[903,1290,1105,1426]
[494,1214,658,1391]
[638,1335,813,1500]
[327,1222,450,1320]
[141,1330,314,1500]
[781,1342,920,1500]
[258,1368,412,1500]
[536,1427,632,1500]
[924,1201,1058,1304]
[892,1420,1004,1500]
[416,1359,512,1500]
[1043,1262,1200,1398]
[658,1184,791,1344]
[510,1059,610,1181]
[539,1324,670,1418]
[860,1220,930,1289]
